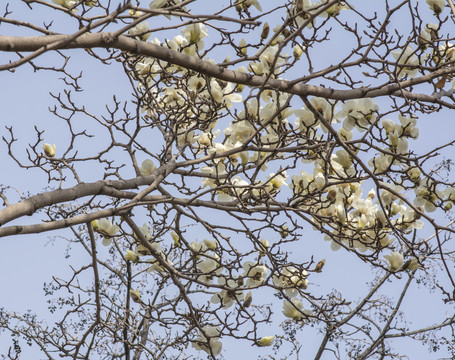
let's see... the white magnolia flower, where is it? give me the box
[139,159,156,176]
[210,278,243,308]
[134,223,153,241]
[243,261,268,286]
[336,98,379,132]
[257,335,275,347]
[146,244,172,273]
[124,250,139,263]
[267,172,288,190]
[382,118,400,135]
[181,23,208,44]
[170,231,180,246]
[244,291,253,307]
[53,0,77,10]
[384,251,404,271]
[426,0,445,14]
[129,289,141,303]
[42,143,56,157]
[282,298,312,320]
[197,255,222,283]
[405,257,422,271]
[129,21,151,41]
[319,1,352,18]
[414,179,440,212]
[236,0,262,12]
[368,153,393,173]
[398,114,419,139]
[293,44,305,58]
[203,239,217,250]
[97,219,120,242]
[392,45,419,78]
[295,97,334,133]
[291,170,313,194]
[149,0,168,9]
[273,266,308,298]
[292,0,316,29]
[192,326,223,355]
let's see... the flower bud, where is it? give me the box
[129,289,142,303]
[257,335,275,347]
[90,219,99,231]
[293,44,305,58]
[124,250,139,263]
[43,143,56,157]
[260,22,269,40]
[171,231,180,247]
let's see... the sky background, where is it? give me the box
[1,1,455,359]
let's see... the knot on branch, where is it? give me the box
[101,33,116,45]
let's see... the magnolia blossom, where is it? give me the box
[181,23,208,44]
[414,179,440,212]
[203,239,217,250]
[292,0,316,28]
[210,278,243,308]
[139,159,156,176]
[384,251,404,272]
[405,168,420,183]
[197,256,222,284]
[201,163,226,189]
[319,1,352,18]
[273,266,308,298]
[124,250,139,263]
[192,326,223,356]
[257,335,275,347]
[368,153,393,173]
[239,38,247,55]
[128,21,151,41]
[426,0,445,14]
[331,149,354,177]
[336,98,379,132]
[208,79,242,107]
[392,45,419,78]
[134,223,153,241]
[293,44,305,58]
[433,42,455,65]
[291,170,313,194]
[382,118,400,135]
[224,120,256,143]
[42,143,56,157]
[170,231,180,246]
[398,114,419,139]
[146,253,173,274]
[53,0,77,9]
[379,184,403,206]
[282,298,312,320]
[388,130,409,154]
[129,289,141,303]
[244,291,253,307]
[259,238,269,256]
[266,172,288,190]
[236,0,262,12]
[97,219,120,246]
[294,97,334,133]
[242,261,268,286]
[404,257,422,271]
[149,0,168,9]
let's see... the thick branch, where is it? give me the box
[1,34,454,105]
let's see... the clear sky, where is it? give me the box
[1,1,455,359]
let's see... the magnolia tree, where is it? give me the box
[1,0,455,359]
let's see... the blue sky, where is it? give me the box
[1,1,455,359]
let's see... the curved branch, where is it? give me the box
[1,33,455,106]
